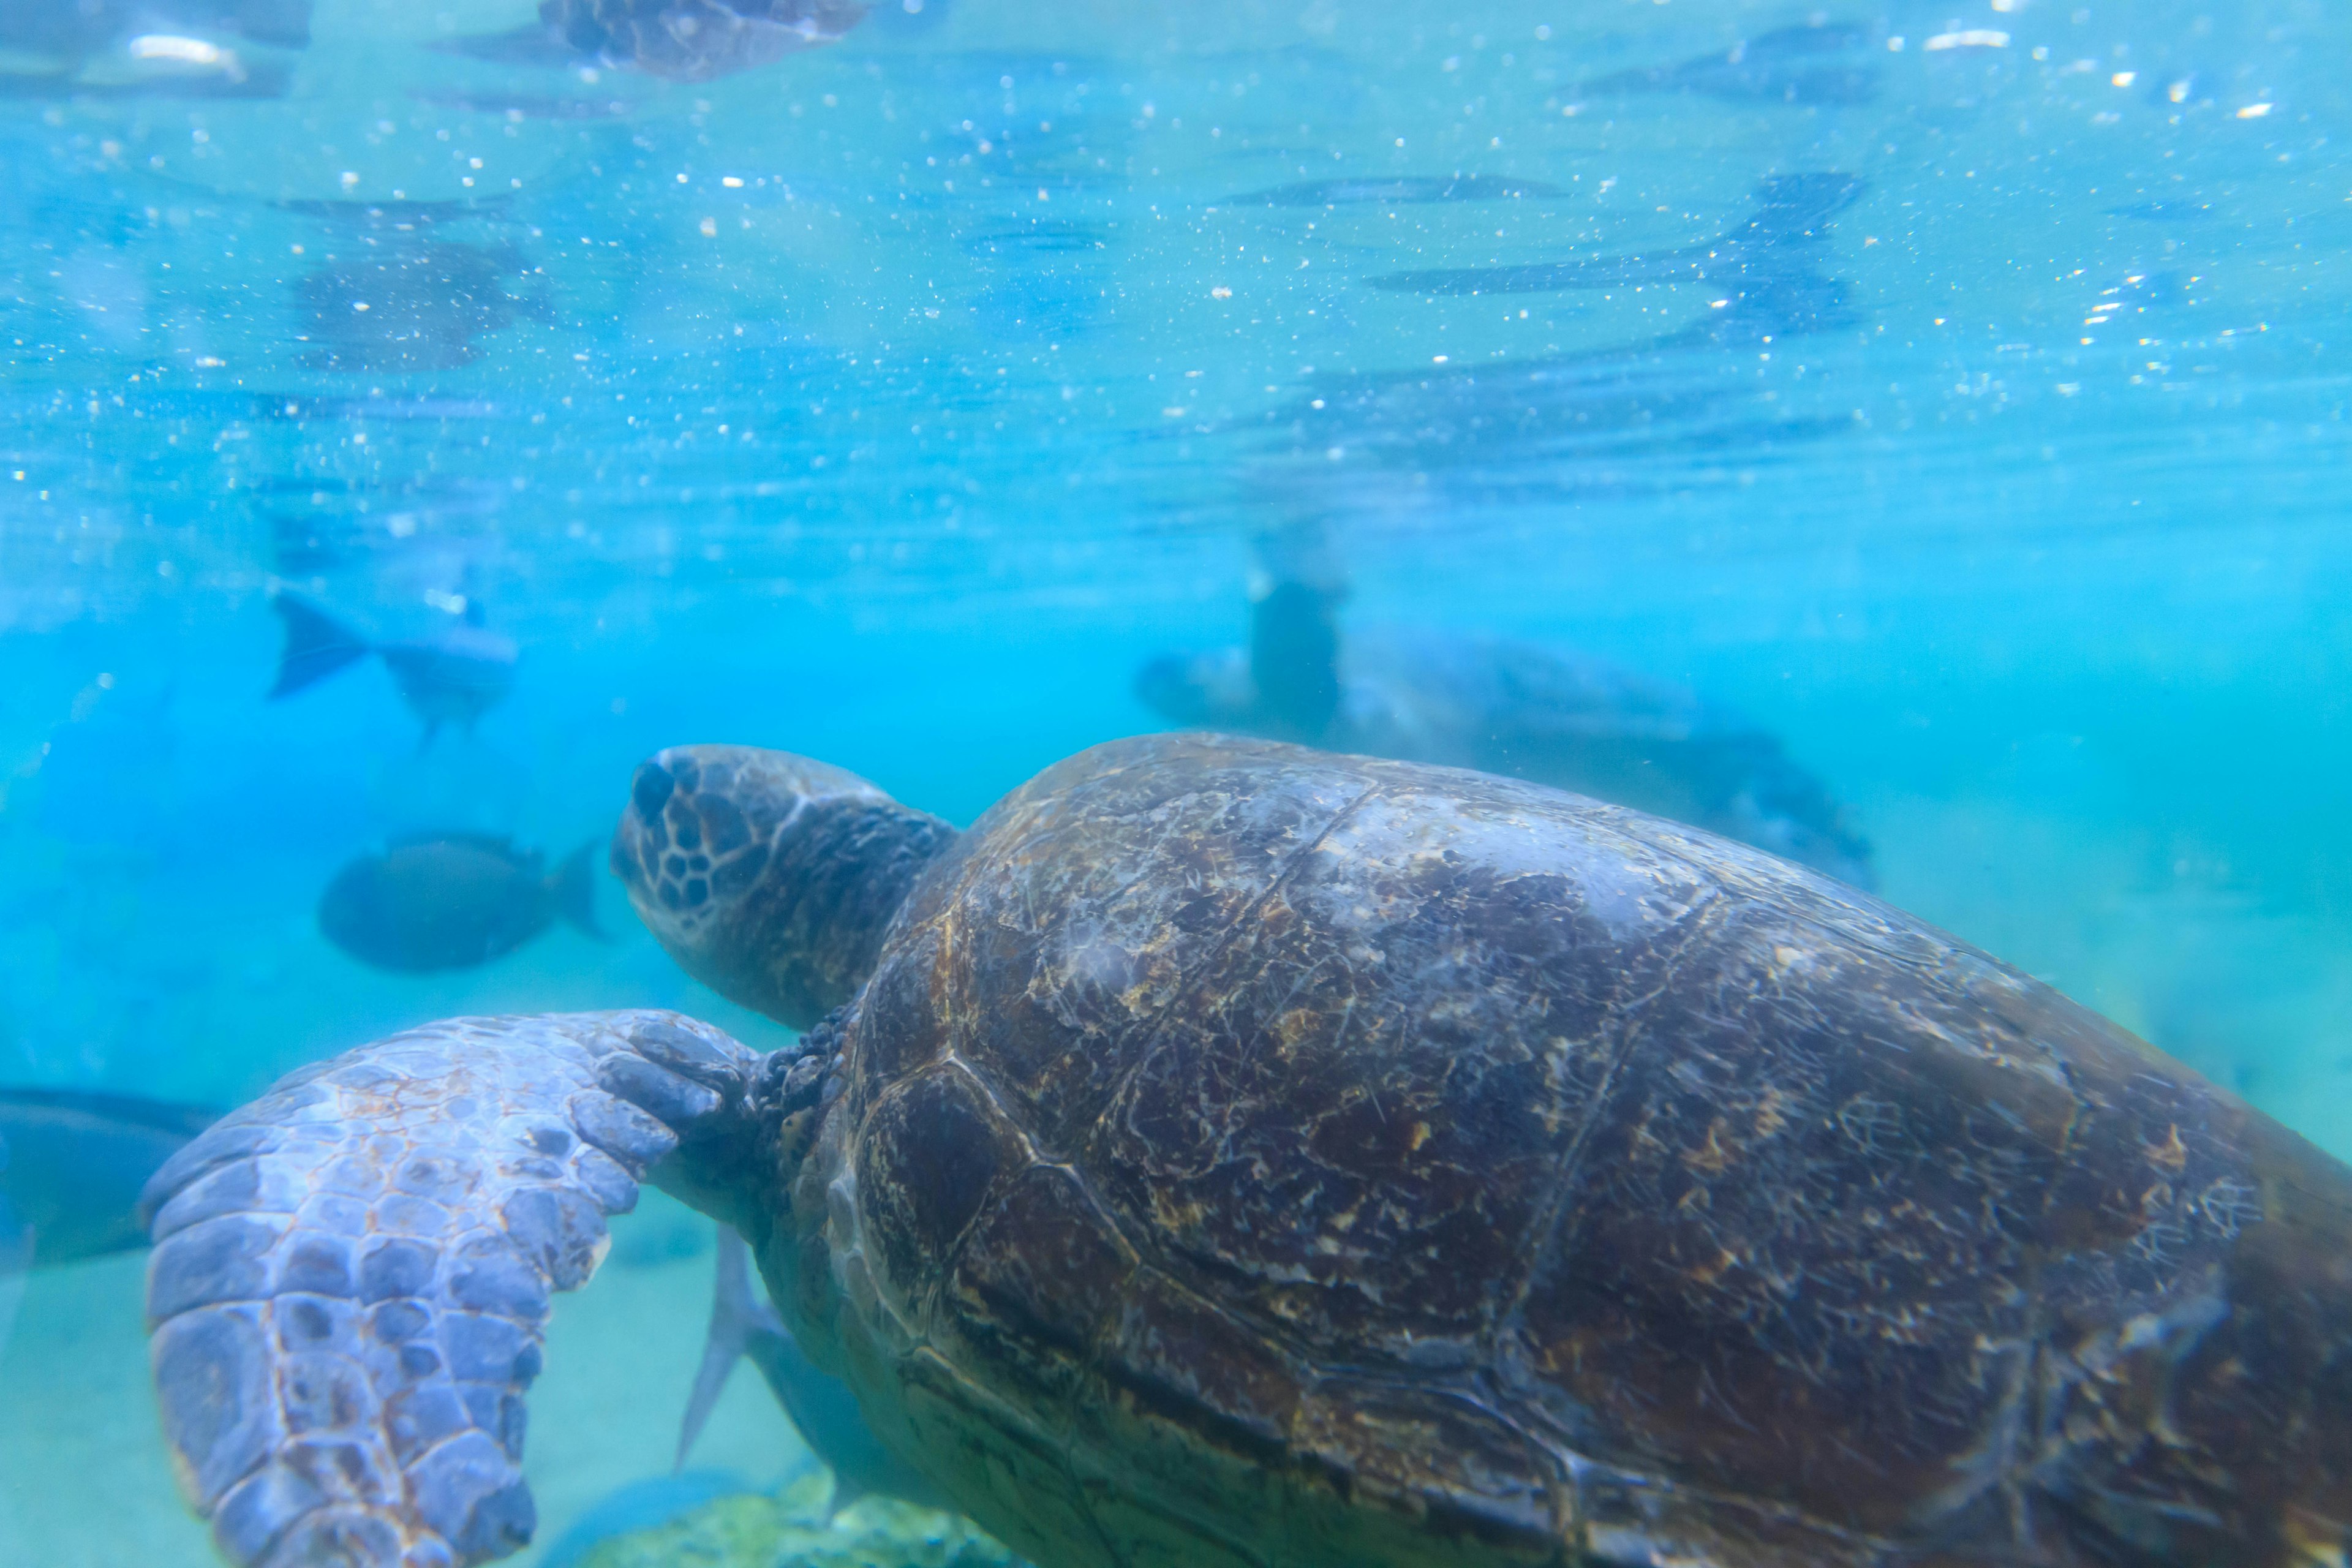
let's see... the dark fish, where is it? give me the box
[1234,175,1567,207]
[0,1088,221,1268]
[679,1227,949,1515]
[269,592,517,741]
[1366,172,1864,296]
[317,834,604,973]
[1137,572,1875,888]
[1580,21,1879,105]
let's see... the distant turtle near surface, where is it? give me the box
[1138,575,1877,887]
[440,0,867,81]
[141,736,2352,1568]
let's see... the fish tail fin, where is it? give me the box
[676,1227,786,1471]
[268,594,371,699]
[823,1472,866,1523]
[551,840,606,940]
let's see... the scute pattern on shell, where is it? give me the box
[138,1011,765,1568]
[818,734,2352,1568]
[549,0,866,81]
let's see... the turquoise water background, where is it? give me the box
[3,0,2350,1561]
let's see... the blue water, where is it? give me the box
[2,0,2349,1561]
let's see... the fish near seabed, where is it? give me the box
[268,592,517,744]
[317,834,605,973]
[0,1083,222,1360]
[0,1088,221,1265]
[677,1228,949,1518]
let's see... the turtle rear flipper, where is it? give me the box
[137,1011,773,1568]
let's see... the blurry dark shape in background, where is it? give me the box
[1578,21,1879,106]
[289,238,546,374]
[1234,175,1568,208]
[436,0,869,83]
[317,835,603,973]
[1367,172,1863,311]
[1137,534,1875,888]
[679,1228,950,1516]
[0,1089,221,1267]
[269,593,518,743]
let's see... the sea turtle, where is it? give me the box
[1136,576,1877,887]
[140,735,2352,1568]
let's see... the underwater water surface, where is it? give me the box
[2,0,2350,1562]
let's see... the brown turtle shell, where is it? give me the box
[796,734,2352,1568]
[546,0,864,81]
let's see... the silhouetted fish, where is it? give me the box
[0,1088,221,1267]
[2109,201,2211,223]
[1234,175,1567,207]
[1366,172,1863,296]
[1580,21,1878,105]
[679,1228,948,1515]
[269,592,517,741]
[317,834,603,973]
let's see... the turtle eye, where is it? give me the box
[631,761,675,821]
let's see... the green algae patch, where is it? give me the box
[575,1474,1021,1568]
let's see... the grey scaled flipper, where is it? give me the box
[677,1226,946,1517]
[136,1010,771,1568]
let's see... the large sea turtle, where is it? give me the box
[140,736,2352,1568]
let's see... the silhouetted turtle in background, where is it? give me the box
[1138,576,1876,887]
[141,736,2352,1567]
[441,0,867,81]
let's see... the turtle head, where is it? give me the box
[612,745,957,1030]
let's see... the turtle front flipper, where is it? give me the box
[135,1010,775,1568]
